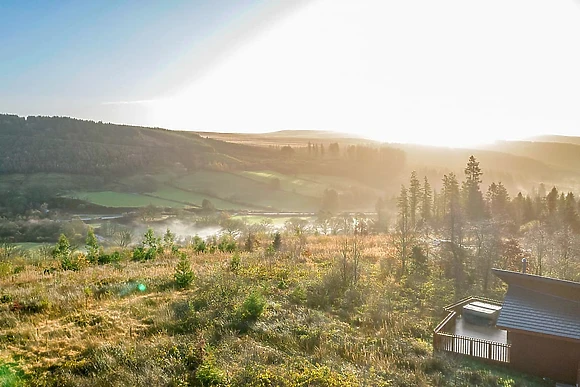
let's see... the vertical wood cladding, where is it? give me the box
[509,331,580,384]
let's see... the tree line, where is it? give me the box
[392,155,580,292]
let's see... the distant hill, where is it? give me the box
[479,140,580,172]
[5,113,580,209]
[0,115,406,212]
[198,130,379,148]
[527,134,580,146]
[0,114,276,176]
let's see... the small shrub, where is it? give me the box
[195,359,227,386]
[239,291,266,322]
[0,362,26,387]
[85,227,100,264]
[61,252,85,271]
[98,251,121,265]
[230,252,241,272]
[0,262,12,278]
[10,265,24,275]
[218,236,237,253]
[272,231,282,251]
[290,286,307,305]
[132,228,162,261]
[11,296,51,314]
[174,253,195,289]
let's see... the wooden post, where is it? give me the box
[470,339,474,356]
[487,342,492,360]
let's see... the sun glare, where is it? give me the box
[143,0,580,148]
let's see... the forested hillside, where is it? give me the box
[0,115,405,186]
[0,115,276,176]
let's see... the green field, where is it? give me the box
[0,173,99,192]
[14,242,47,251]
[297,173,382,195]
[68,191,186,208]
[150,188,258,211]
[174,171,319,211]
[237,170,328,197]
[51,170,381,211]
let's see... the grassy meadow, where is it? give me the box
[68,191,187,208]
[2,169,383,213]
[0,233,550,387]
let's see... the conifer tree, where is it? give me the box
[409,171,421,229]
[462,155,484,220]
[420,176,432,224]
[174,253,195,289]
[85,227,100,264]
[395,185,414,276]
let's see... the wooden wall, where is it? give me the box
[509,331,580,384]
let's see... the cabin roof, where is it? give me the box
[492,269,580,341]
[492,268,580,301]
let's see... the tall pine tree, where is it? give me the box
[462,155,485,220]
[409,171,421,229]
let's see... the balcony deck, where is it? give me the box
[454,315,507,344]
[433,296,510,363]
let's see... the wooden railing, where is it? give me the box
[434,331,510,363]
[433,307,510,363]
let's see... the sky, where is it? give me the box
[2,0,580,147]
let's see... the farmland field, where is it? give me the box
[150,188,259,211]
[14,242,47,251]
[297,173,382,195]
[236,170,327,197]
[67,191,186,208]
[174,171,320,211]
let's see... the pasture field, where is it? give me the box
[297,173,383,196]
[1,170,381,212]
[67,191,186,208]
[14,242,46,251]
[236,170,327,197]
[174,171,319,211]
[150,188,259,211]
[0,173,98,192]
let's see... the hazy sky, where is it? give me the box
[2,0,580,147]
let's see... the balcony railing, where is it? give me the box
[433,297,510,364]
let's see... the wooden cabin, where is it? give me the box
[434,269,580,385]
[492,269,580,385]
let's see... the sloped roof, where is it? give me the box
[492,269,580,341]
[493,269,580,301]
[496,285,580,341]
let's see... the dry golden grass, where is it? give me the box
[0,236,552,386]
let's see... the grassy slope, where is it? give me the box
[0,235,550,386]
[174,171,320,212]
[238,171,382,202]
[481,140,580,171]
[15,169,380,212]
[237,171,328,197]
[67,191,187,208]
[149,188,253,211]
